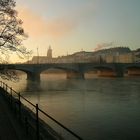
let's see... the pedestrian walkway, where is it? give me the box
[0,92,29,140]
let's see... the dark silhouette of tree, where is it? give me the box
[0,0,31,81]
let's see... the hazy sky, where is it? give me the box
[14,0,140,62]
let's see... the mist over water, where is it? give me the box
[3,74,140,140]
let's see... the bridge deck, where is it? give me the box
[0,90,29,140]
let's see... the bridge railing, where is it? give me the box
[0,81,83,140]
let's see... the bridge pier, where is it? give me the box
[27,72,40,81]
[66,71,84,79]
[115,65,124,77]
[115,70,124,77]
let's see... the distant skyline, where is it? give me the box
[12,0,140,62]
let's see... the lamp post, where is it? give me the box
[37,47,39,64]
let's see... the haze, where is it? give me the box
[13,0,140,62]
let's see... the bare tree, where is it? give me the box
[0,0,31,81]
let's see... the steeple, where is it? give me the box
[47,45,52,58]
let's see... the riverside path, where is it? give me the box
[0,89,29,140]
[0,82,83,140]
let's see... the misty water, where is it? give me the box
[3,73,140,140]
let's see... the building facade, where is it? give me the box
[27,47,140,64]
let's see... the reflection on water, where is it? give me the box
[2,74,140,140]
[26,80,42,91]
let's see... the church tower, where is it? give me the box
[47,46,52,58]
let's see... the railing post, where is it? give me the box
[10,87,13,106]
[3,82,4,88]
[18,93,21,119]
[6,84,7,92]
[25,117,29,135]
[4,83,6,91]
[3,83,5,89]
[36,104,39,140]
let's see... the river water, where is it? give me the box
[2,73,140,140]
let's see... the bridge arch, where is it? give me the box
[124,65,140,76]
[1,63,139,81]
[84,66,116,77]
[39,66,84,79]
[0,69,27,81]
[5,67,41,81]
[40,68,67,80]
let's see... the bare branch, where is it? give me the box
[0,0,31,81]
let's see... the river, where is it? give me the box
[2,73,140,140]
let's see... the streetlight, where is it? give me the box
[37,47,39,64]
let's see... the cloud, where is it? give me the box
[94,42,114,51]
[17,7,77,38]
[17,7,48,37]
[46,18,77,37]
[17,2,96,38]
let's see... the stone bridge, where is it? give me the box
[0,63,140,81]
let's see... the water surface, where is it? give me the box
[3,74,140,140]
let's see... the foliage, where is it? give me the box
[0,0,31,81]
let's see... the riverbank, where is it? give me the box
[0,86,62,140]
[0,88,30,140]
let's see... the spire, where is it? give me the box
[47,45,52,58]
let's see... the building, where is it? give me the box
[28,46,53,64]
[105,53,135,63]
[47,46,52,59]
[27,47,140,64]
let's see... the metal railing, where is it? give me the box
[0,81,83,140]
